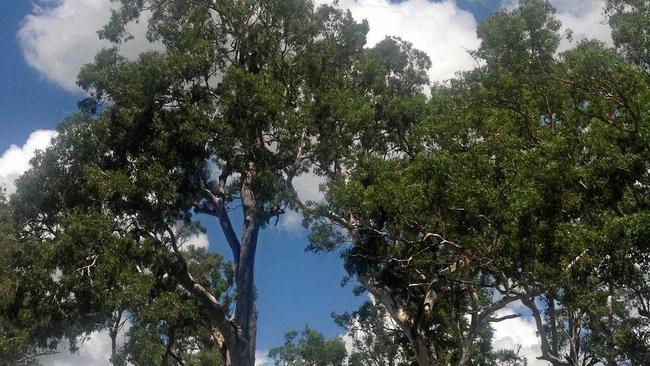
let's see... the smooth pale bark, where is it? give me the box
[195,167,261,366]
[522,296,571,366]
[357,273,438,366]
[231,180,259,366]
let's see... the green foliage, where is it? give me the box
[268,327,347,366]
[3,0,650,365]
[0,188,54,364]
[333,301,411,366]
[3,0,379,364]
[607,0,650,71]
[307,0,650,364]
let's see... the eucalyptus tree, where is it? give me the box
[0,187,61,364]
[268,327,348,366]
[472,1,650,364]
[607,0,650,72]
[2,0,422,364]
[306,0,650,365]
[333,301,411,366]
[301,3,553,365]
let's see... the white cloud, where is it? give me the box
[276,209,304,234]
[0,129,57,194]
[274,171,328,233]
[292,172,326,203]
[318,0,481,82]
[256,350,273,366]
[39,330,113,366]
[18,0,157,91]
[20,0,481,91]
[491,303,549,366]
[18,0,615,93]
[39,320,131,366]
[186,231,210,250]
[501,0,612,51]
[552,0,612,50]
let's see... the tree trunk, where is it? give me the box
[109,309,123,366]
[412,327,436,366]
[214,329,232,366]
[198,165,261,366]
[229,175,260,366]
[357,273,437,366]
[568,312,578,365]
[606,282,616,366]
[110,330,118,366]
[548,295,559,356]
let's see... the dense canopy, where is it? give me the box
[1,0,649,365]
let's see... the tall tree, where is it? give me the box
[4,0,407,365]
[472,1,650,363]
[306,0,650,365]
[607,0,650,72]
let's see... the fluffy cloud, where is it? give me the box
[292,172,326,203]
[491,303,549,366]
[185,231,210,250]
[0,130,57,194]
[18,0,157,91]
[39,332,273,365]
[18,0,616,93]
[39,330,114,366]
[20,0,480,91]
[319,0,481,82]
[276,209,304,235]
[255,350,273,366]
[552,0,613,50]
[502,0,612,50]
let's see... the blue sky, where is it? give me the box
[0,2,79,153]
[0,0,612,364]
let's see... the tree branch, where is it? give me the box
[522,296,569,365]
[199,177,241,263]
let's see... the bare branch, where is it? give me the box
[488,314,521,323]
[522,296,569,365]
[199,177,241,263]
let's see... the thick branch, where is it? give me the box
[172,260,237,351]
[153,228,238,353]
[357,273,412,332]
[522,296,568,366]
[200,177,241,263]
[477,293,526,326]
[488,314,521,323]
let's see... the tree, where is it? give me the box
[5,111,238,365]
[3,0,420,365]
[303,3,555,364]
[5,1,649,365]
[306,0,650,365]
[268,327,347,366]
[473,1,650,363]
[116,246,233,366]
[333,301,411,366]
[0,186,61,364]
[493,347,527,366]
[607,0,650,72]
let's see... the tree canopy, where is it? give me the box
[1,0,650,365]
[305,0,650,365]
